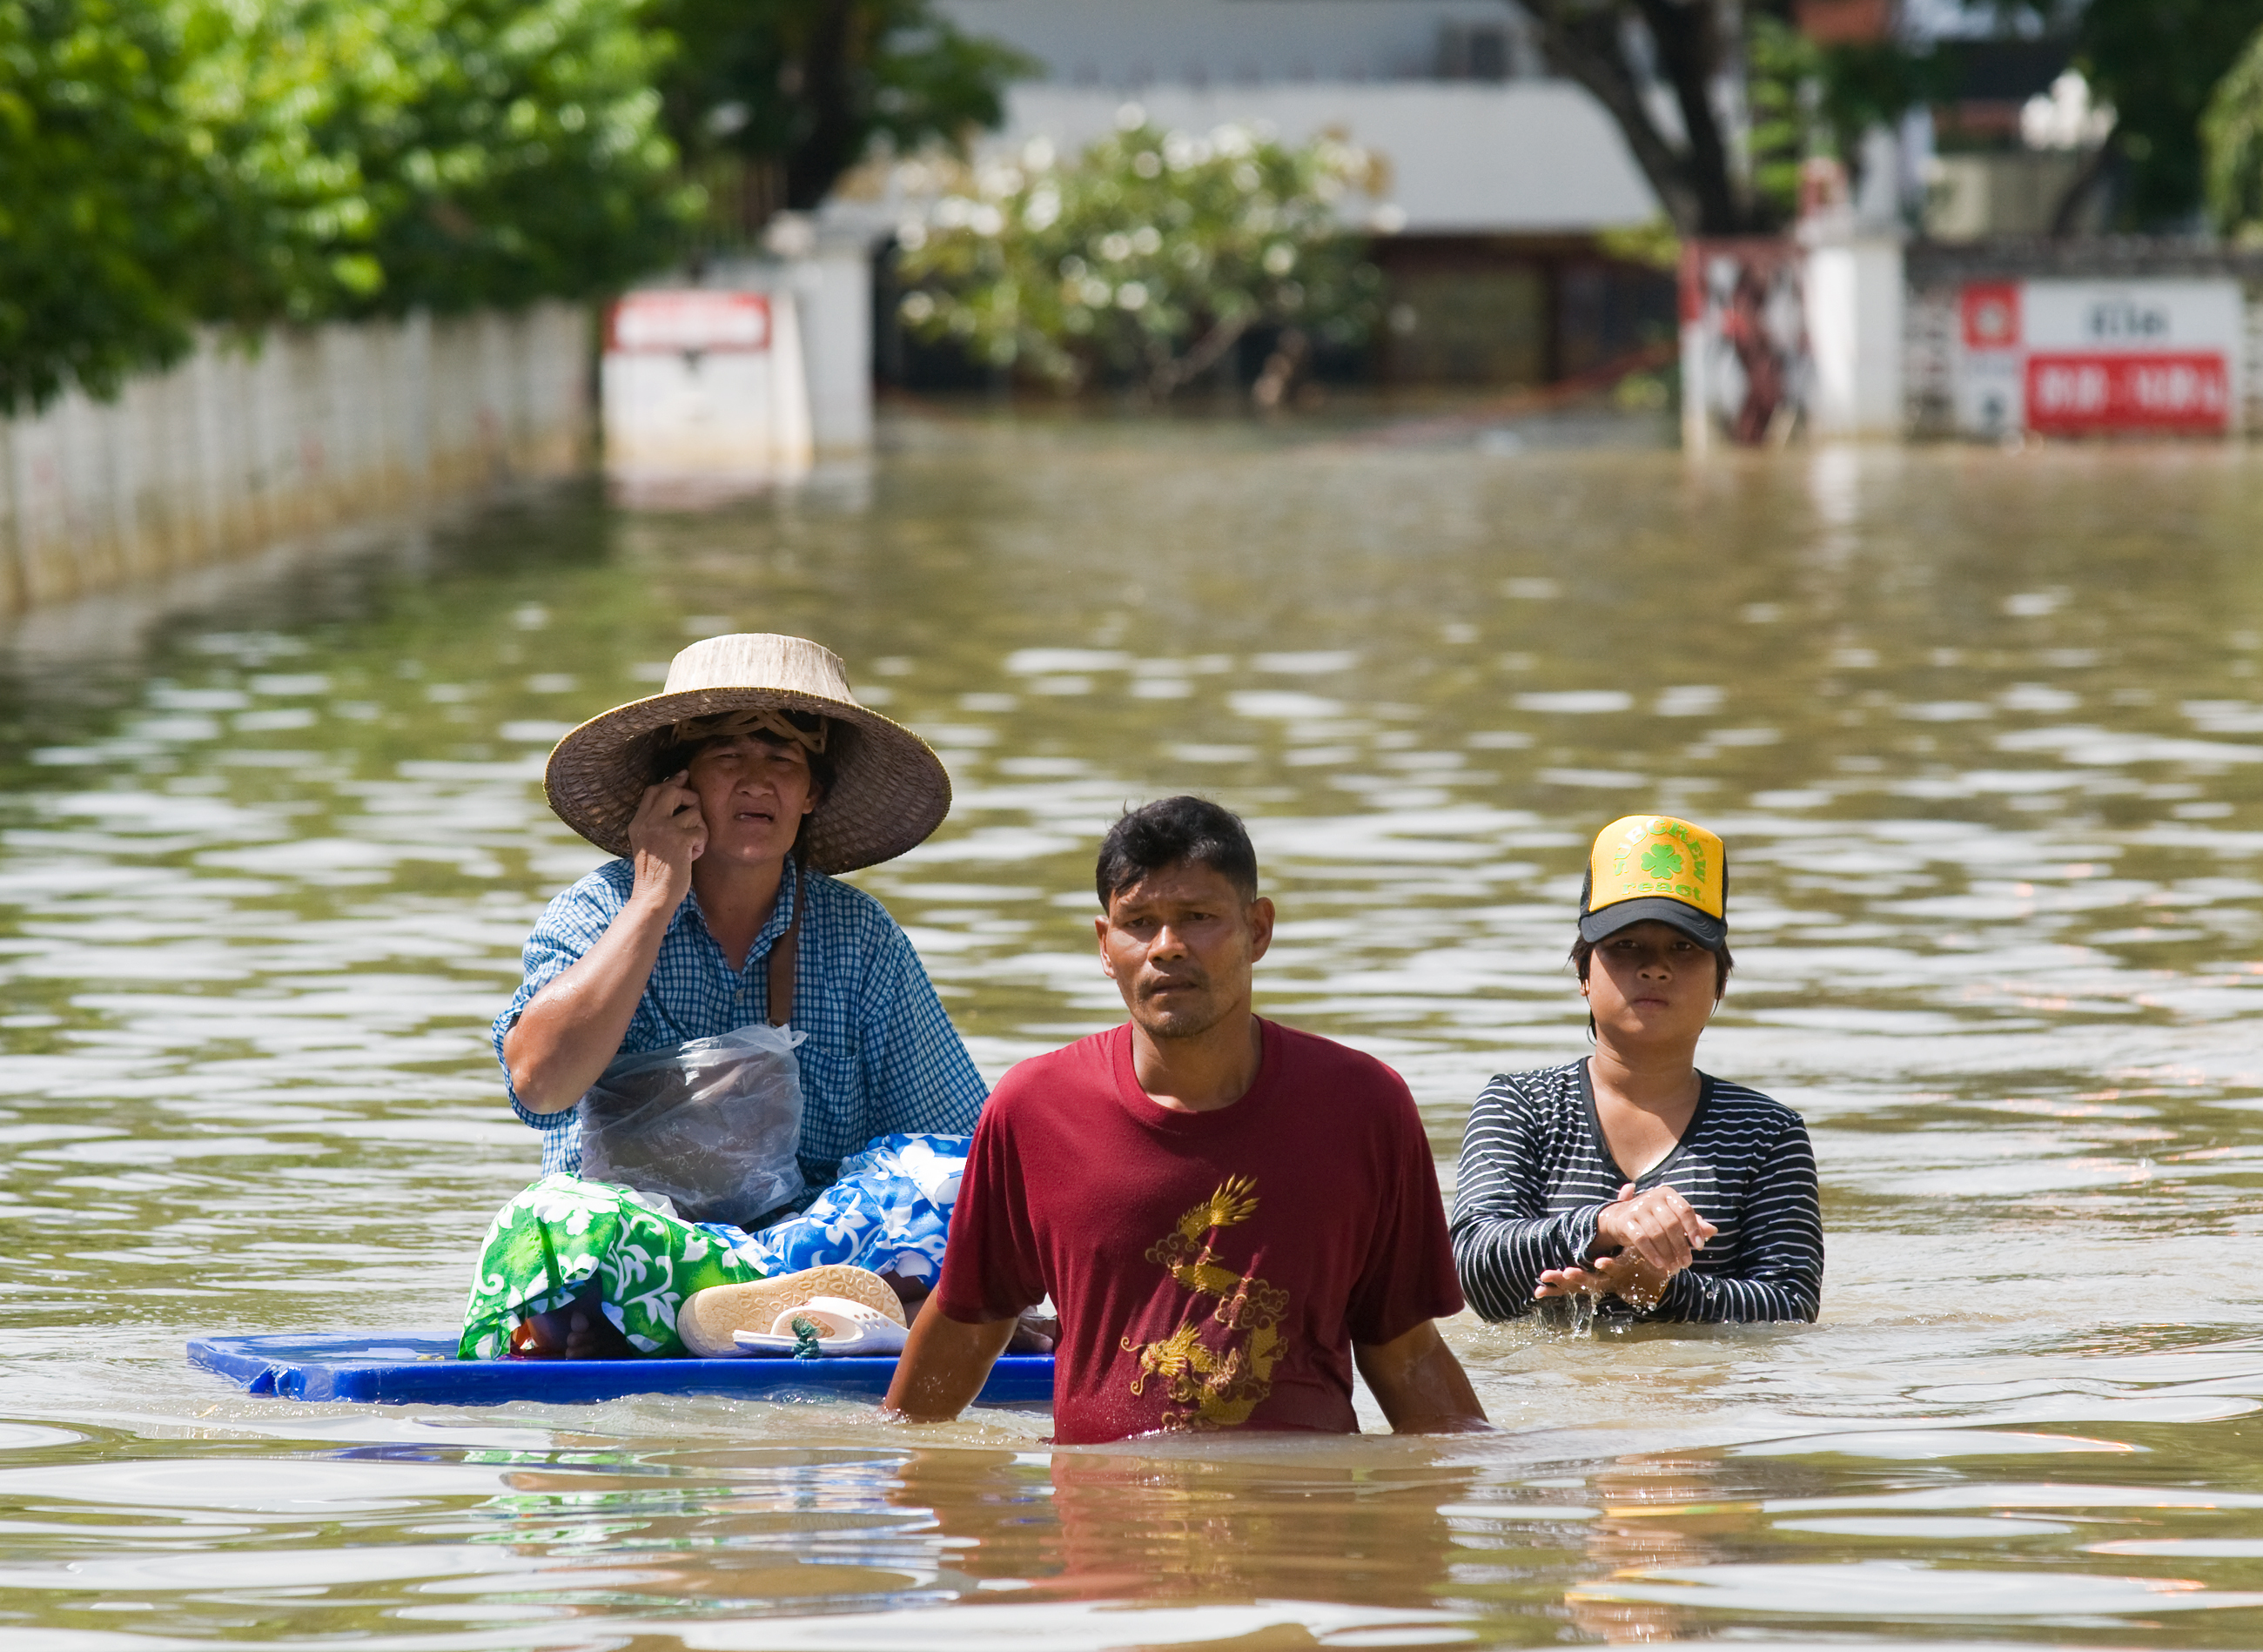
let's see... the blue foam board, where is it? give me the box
[187,1333,1054,1407]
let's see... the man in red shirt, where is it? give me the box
[883,796,1487,1443]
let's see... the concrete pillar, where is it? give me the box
[1805,237,1905,438]
[711,226,875,455]
[784,246,874,454]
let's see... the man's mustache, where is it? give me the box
[1140,965,1210,993]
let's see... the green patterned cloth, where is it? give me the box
[459,1174,766,1360]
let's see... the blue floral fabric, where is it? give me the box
[720,1132,966,1285]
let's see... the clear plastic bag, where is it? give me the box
[575,1024,808,1227]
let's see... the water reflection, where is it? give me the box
[3,421,2263,1642]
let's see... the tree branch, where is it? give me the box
[2048,118,2119,238]
[1629,0,1758,232]
[1514,1,1698,231]
[784,0,860,210]
[1149,311,1253,397]
[1511,0,1766,235]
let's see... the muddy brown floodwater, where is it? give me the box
[4,411,2263,1649]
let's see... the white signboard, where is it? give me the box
[601,289,811,494]
[1955,279,2243,437]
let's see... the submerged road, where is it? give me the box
[2,416,2262,1646]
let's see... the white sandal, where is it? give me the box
[734,1295,910,1358]
[677,1265,904,1358]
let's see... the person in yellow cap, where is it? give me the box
[1449,816,1822,1324]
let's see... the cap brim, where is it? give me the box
[1579,897,1726,949]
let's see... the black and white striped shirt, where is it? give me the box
[1451,1060,1823,1324]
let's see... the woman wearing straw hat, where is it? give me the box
[458,635,991,1361]
[1451,816,1823,1326]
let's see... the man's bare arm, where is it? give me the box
[882,1307,1018,1423]
[1353,1320,1489,1434]
[503,776,701,1113]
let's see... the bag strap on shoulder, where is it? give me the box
[767,865,803,1027]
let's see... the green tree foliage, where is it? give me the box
[1744,14,1944,224]
[2203,19,2263,242]
[178,0,691,322]
[2069,0,2263,228]
[0,0,688,414]
[0,0,225,411]
[654,0,1031,217]
[1983,0,2263,230]
[893,122,1385,398]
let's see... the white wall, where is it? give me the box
[822,81,1663,243]
[1000,83,1660,234]
[1807,239,1906,437]
[932,0,1533,84]
[0,305,590,617]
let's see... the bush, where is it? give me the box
[893,119,1387,397]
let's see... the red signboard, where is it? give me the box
[2024,352,2231,434]
[1960,281,2020,351]
[608,291,770,353]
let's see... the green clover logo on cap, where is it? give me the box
[1640,843,1683,881]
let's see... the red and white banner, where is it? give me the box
[608,290,771,353]
[1955,279,2242,437]
[2026,353,2231,433]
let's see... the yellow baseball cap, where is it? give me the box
[1578,815,1727,948]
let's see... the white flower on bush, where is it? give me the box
[1164,131,1211,170]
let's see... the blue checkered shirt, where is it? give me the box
[494,854,987,1185]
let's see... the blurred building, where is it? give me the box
[1921,37,2114,241]
[857,0,1679,390]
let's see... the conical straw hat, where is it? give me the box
[544,634,950,873]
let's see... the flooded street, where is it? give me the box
[5,412,2263,1647]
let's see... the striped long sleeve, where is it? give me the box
[1450,1061,1823,1326]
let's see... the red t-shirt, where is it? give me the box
[931,1018,1464,1444]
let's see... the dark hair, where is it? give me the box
[1570,930,1734,1039]
[1096,796,1259,909]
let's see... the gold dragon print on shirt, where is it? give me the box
[1121,1175,1291,1428]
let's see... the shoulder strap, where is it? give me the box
[767,866,802,1027]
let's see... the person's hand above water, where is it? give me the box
[1593,1181,1716,1275]
[1533,1251,1671,1310]
[628,769,705,907]
[1534,1182,1717,1306]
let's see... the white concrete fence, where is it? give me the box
[0,302,592,619]
[1689,237,2263,446]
